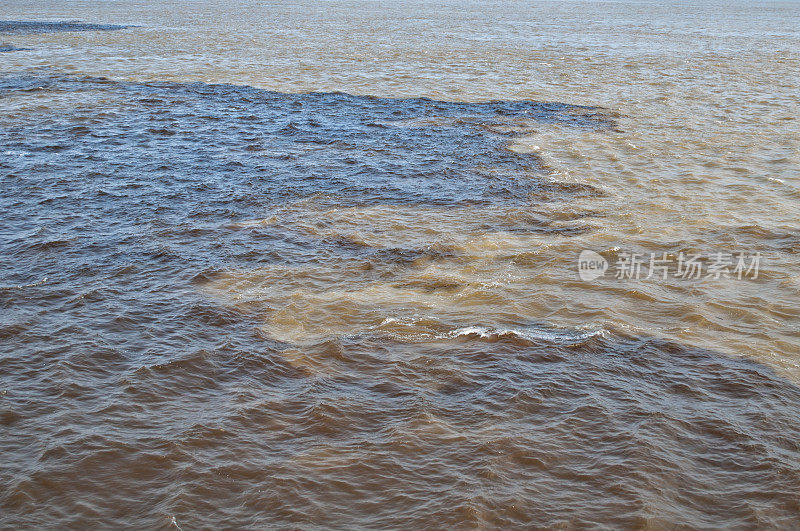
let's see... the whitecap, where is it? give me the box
[447,325,605,344]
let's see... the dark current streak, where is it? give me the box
[0,44,31,52]
[0,20,133,35]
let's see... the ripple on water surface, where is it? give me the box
[1,73,799,528]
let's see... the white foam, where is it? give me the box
[447,325,605,343]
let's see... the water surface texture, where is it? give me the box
[0,21,131,34]
[1,0,799,527]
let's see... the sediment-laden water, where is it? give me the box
[1,0,799,527]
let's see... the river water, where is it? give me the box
[1,0,799,527]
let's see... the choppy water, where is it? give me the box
[1,0,799,527]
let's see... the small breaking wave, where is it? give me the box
[446,325,606,344]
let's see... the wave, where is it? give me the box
[446,325,606,344]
